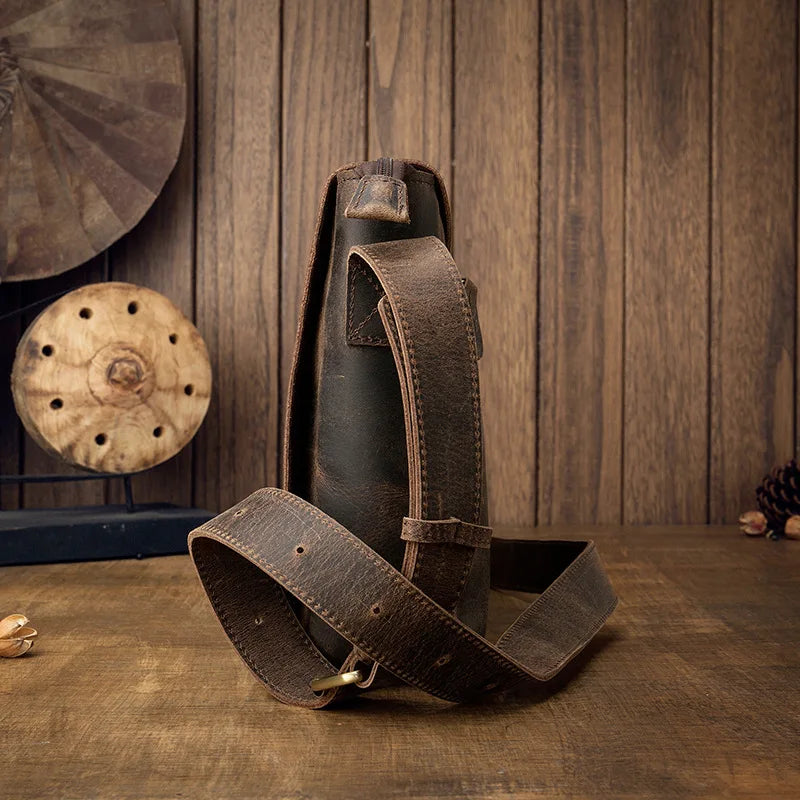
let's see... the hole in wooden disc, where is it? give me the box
[41,345,53,357]
[50,398,63,410]
[95,433,107,446]
[184,384,194,396]
[127,301,138,315]
[169,333,178,344]
[79,308,92,319]
[153,426,163,438]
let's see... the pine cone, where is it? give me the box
[755,459,800,535]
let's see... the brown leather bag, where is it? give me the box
[189,159,617,708]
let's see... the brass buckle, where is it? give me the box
[310,670,363,693]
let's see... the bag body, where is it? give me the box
[284,159,488,664]
[189,159,616,708]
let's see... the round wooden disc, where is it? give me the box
[11,282,211,474]
[0,0,186,280]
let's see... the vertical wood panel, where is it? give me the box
[281,0,366,422]
[1,0,798,526]
[368,0,452,184]
[194,0,281,512]
[108,0,196,507]
[710,0,797,523]
[538,0,625,524]
[21,258,107,508]
[454,0,538,526]
[624,0,710,523]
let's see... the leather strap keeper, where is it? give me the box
[401,518,493,549]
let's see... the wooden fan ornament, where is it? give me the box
[11,282,211,474]
[0,0,186,280]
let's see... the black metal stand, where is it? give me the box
[0,472,213,566]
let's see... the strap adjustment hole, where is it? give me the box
[434,654,452,667]
[295,546,305,555]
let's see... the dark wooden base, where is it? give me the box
[0,504,213,565]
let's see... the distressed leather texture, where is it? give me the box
[189,159,617,708]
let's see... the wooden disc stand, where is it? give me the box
[0,293,212,566]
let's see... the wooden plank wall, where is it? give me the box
[0,0,797,528]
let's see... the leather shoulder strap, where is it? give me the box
[348,237,484,617]
[189,236,616,708]
[189,488,616,705]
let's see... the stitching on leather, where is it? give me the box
[358,255,429,517]
[198,527,466,701]
[192,548,327,706]
[429,237,483,524]
[350,305,381,338]
[401,518,492,548]
[348,178,368,210]
[412,544,473,614]
[494,544,618,675]
[237,490,516,669]
[453,550,475,612]
[347,261,389,346]
[197,490,531,689]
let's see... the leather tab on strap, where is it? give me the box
[344,174,410,224]
[402,517,493,549]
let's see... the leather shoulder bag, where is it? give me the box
[189,158,617,709]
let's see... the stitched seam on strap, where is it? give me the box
[351,305,380,337]
[362,255,429,518]
[430,237,483,524]
[199,526,464,701]
[198,490,531,689]
[193,548,331,706]
[348,261,389,345]
[402,519,492,548]
[494,544,618,676]
[453,551,475,612]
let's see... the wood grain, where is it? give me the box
[368,0,452,185]
[280,0,366,438]
[624,0,710,523]
[538,0,625,524]
[108,0,196,507]
[2,0,800,524]
[710,0,796,523]
[20,258,109,508]
[1,525,798,798]
[454,0,538,526]
[0,0,186,281]
[193,0,281,512]
[11,282,210,474]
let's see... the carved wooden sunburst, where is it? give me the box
[0,0,186,281]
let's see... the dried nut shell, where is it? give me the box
[784,516,800,540]
[0,638,33,658]
[739,511,768,536]
[0,614,29,639]
[14,627,37,640]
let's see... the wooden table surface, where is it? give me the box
[1,526,798,799]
